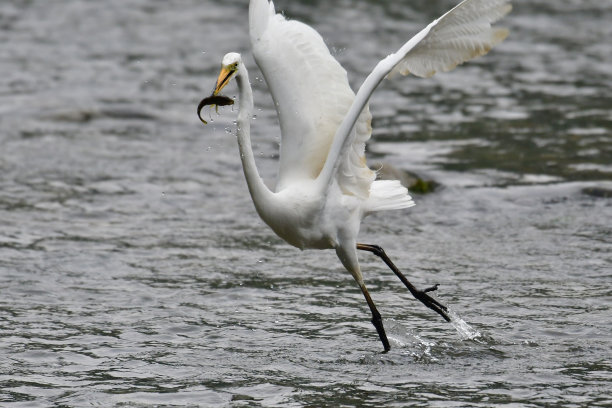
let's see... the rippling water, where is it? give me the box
[1,0,611,406]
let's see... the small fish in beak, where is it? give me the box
[197,94,234,125]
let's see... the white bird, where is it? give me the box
[200,0,511,351]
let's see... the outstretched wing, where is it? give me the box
[316,0,511,193]
[390,0,511,78]
[249,0,375,196]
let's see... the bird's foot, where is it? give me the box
[412,285,450,322]
[355,243,452,324]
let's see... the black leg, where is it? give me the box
[357,243,451,322]
[359,282,391,352]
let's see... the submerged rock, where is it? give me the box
[581,186,612,198]
[372,162,439,194]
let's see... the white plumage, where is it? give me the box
[389,0,511,78]
[204,0,511,351]
[250,0,376,198]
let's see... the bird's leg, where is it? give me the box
[357,243,451,322]
[359,282,391,352]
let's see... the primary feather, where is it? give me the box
[390,0,512,78]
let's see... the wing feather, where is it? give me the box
[249,0,374,196]
[317,0,511,195]
[250,0,510,199]
[390,0,511,78]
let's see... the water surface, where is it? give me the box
[1,0,611,406]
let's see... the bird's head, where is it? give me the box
[196,53,240,125]
[214,52,241,95]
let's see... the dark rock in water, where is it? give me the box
[231,394,257,402]
[44,106,158,123]
[372,162,439,194]
[581,186,612,198]
[409,177,439,194]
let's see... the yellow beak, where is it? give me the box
[214,66,234,95]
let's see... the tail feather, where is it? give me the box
[366,180,415,213]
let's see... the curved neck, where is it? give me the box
[235,63,275,216]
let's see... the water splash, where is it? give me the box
[448,309,482,341]
[385,319,438,361]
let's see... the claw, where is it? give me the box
[414,289,450,322]
[422,283,440,293]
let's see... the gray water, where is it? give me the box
[1,0,611,406]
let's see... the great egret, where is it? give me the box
[199,0,511,351]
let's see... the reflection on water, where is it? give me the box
[1,0,611,406]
